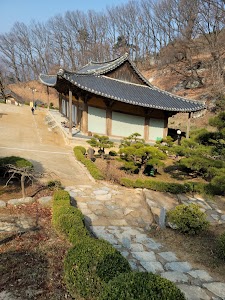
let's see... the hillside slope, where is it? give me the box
[7,80,58,107]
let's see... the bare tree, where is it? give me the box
[0,70,7,103]
[4,164,40,198]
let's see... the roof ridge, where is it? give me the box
[90,53,129,65]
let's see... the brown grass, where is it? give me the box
[0,203,73,299]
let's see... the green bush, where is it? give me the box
[109,150,117,156]
[54,208,90,244]
[216,232,225,260]
[73,146,104,180]
[74,145,86,155]
[120,178,191,194]
[64,238,131,300]
[52,190,90,244]
[52,189,70,205]
[99,272,185,300]
[167,203,209,235]
[209,175,225,196]
[0,156,33,168]
[47,180,62,190]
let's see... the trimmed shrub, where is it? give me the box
[216,232,225,260]
[74,145,86,155]
[64,238,131,300]
[120,178,191,194]
[52,190,70,206]
[99,272,185,300]
[52,190,90,244]
[73,146,104,180]
[167,203,209,235]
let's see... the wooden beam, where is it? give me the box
[69,89,73,137]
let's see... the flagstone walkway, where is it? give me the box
[65,183,225,300]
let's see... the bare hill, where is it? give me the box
[7,80,58,107]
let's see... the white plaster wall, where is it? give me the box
[112,112,144,138]
[88,106,106,134]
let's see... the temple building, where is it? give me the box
[39,53,205,141]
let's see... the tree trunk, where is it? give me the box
[21,174,25,198]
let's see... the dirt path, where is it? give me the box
[0,104,93,186]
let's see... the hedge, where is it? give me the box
[52,190,90,244]
[73,146,104,180]
[64,238,131,300]
[99,272,186,300]
[120,178,191,194]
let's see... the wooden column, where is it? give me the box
[82,98,88,134]
[69,89,73,137]
[186,112,192,139]
[163,118,168,138]
[58,92,62,113]
[47,86,50,110]
[106,107,112,136]
[144,117,150,141]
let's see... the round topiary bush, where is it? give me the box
[216,232,225,260]
[64,238,131,300]
[99,272,186,300]
[167,203,209,235]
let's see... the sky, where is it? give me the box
[0,0,130,34]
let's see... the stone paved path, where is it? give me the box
[65,184,225,300]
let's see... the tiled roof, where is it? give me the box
[77,53,130,75]
[39,54,206,113]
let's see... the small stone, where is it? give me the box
[129,259,138,270]
[140,261,164,273]
[37,196,52,206]
[124,208,134,215]
[221,215,225,221]
[121,251,129,258]
[8,197,34,206]
[0,200,7,207]
[165,261,192,272]
[188,270,213,282]
[93,189,109,195]
[203,282,225,298]
[95,194,112,201]
[109,219,128,226]
[129,243,144,252]
[211,214,219,220]
[121,237,131,248]
[145,240,162,250]
[132,251,156,262]
[161,271,189,283]
[158,251,178,262]
[177,284,210,300]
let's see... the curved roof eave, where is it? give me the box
[61,73,206,113]
[39,74,58,87]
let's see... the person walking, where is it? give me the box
[31,107,34,115]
